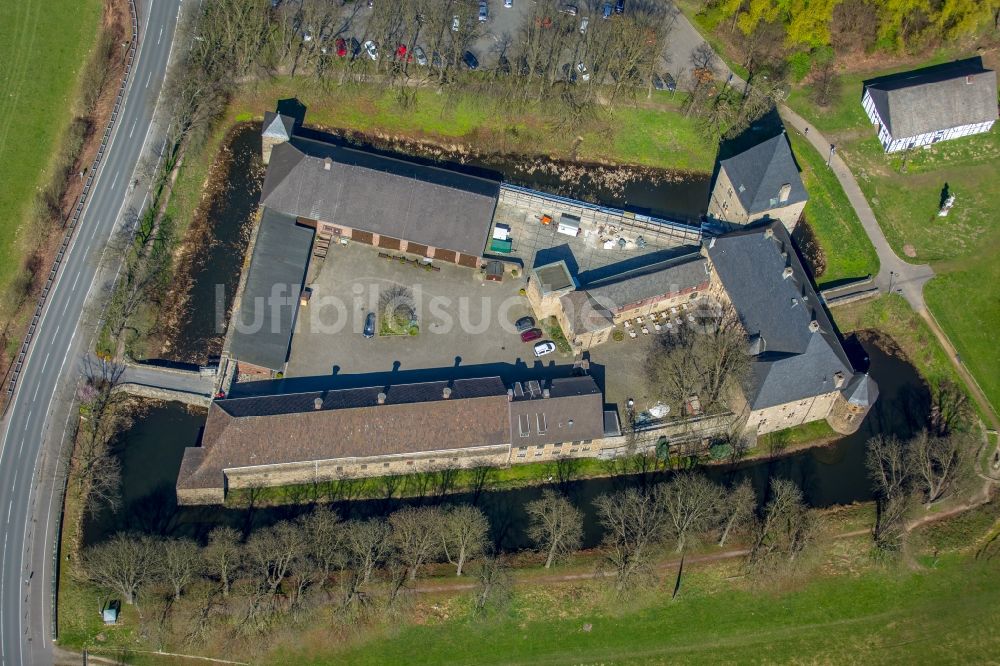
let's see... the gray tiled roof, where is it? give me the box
[706,221,855,410]
[719,134,807,215]
[559,290,614,336]
[843,372,878,408]
[260,137,500,257]
[262,112,294,140]
[229,209,314,371]
[583,252,709,311]
[865,58,999,140]
[509,376,605,446]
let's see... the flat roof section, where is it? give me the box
[229,209,314,372]
[534,261,576,294]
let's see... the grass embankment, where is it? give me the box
[0,0,102,319]
[277,539,1000,665]
[786,132,879,286]
[228,79,717,172]
[786,55,1000,413]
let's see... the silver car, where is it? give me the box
[363,40,378,60]
[414,45,428,66]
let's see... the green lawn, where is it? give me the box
[786,56,1000,414]
[278,555,1000,665]
[0,0,102,291]
[786,132,879,285]
[229,79,716,172]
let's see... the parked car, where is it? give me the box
[335,37,347,57]
[533,341,557,357]
[560,4,578,15]
[350,37,361,57]
[395,43,410,61]
[521,328,543,343]
[504,0,513,7]
[602,2,613,18]
[431,51,443,68]
[579,16,589,33]
[479,1,488,21]
[515,316,536,333]
[615,0,625,13]
[452,15,460,31]
[414,45,428,65]
[652,72,676,92]
[363,313,376,338]
[463,50,479,70]
[363,40,378,60]
[576,62,590,81]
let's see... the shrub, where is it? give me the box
[518,288,526,296]
[612,329,625,342]
[510,268,519,278]
[709,442,733,460]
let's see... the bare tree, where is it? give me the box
[907,430,973,505]
[525,490,584,569]
[204,525,243,598]
[390,507,444,581]
[657,473,723,553]
[866,434,911,553]
[472,555,512,616]
[246,521,305,597]
[299,506,343,584]
[159,538,202,601]
[595,487,667,592]
[746,478,816,570]
[440,505,490,576]
[929,380,971,437]
[81,533,159,605]
[344,518,394,585]
[718,478,756,546]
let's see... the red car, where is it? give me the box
[520,328,543,343]
[335,37,347,57]
[395,44,412,62]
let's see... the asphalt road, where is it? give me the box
[0,0,181,663]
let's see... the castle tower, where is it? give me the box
[827,372,879,435]
[261,112,295,165]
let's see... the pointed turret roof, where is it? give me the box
[262,112,295,141]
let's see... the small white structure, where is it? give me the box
[557,213,581,237]
[862,58,998,153]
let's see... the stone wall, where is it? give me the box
[746,390,840,435]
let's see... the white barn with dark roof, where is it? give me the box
[862,58,998,153]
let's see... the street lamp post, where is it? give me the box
[888,270,895,294]
[826,143,836,167]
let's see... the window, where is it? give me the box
[535,452,543,457]
[383,462,390,468]
[570,448,579,453]
[553,442,562,448]
[536,413,548,434]
[360,464,368,470]
[518,446,527,451]
[536,445,545,450]
[407,461,414,466]
[582,446,591,451]
[336,466,343,472]
[517,452,526,458]
[519,413,531,437]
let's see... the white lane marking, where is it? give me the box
[6,500,12,523]
[71,271,81,291]
[114,169,121,187]
[40,353,50,374]
[145,70,152,88]
[129,119,138,138]
[158,25,163,44]
[31,383,40,403]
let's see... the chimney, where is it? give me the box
[507,388,514,402]
[764,227,774,239]
[782,266,794,280]
[323,157,332,171]
[313,397,323,411]
[808,319,820,333]
[779,183,791,203]
[377,392,387,405]
[542,388,550,399]
[442,387,452,400]
[833,371,846,388]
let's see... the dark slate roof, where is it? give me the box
[262,112,295,140]
[177,377,511,491]
[583,252,709,311]
[260,137,500,257]
[509,376,605,446]
[705,221,855,410]
[229,209,314,371]
[843,372,879,408]
[719,134,807,215]
[864,58,999,140]
[559,290,615,336]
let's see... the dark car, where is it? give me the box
[350,37,361,57]
[432,51,443,68]
[602,2,613,18]
[652,72,676,92]
[520,328,543,343]
[363,313,376,338]
[515,316,536,333]
[462,50,479,70]
[615,0,625,13]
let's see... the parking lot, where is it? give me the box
[284,242,571,378]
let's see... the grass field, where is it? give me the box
[278,553,1000,665]
[0,0,103,291]
[786,132,879,285]
[786,56,1000,414]
[229,79,717,172]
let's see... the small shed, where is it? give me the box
[102,601,121,625]
[492,224,511,241]
[484,260,504,282]
[489,238,513,254]
[557,214,581,237]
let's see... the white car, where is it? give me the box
[580,17,589,33]
[504,0,513,6]
[363,40,378,60]
[533,341,557,357]
[576,62,590,81]
[452,15,460,31]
